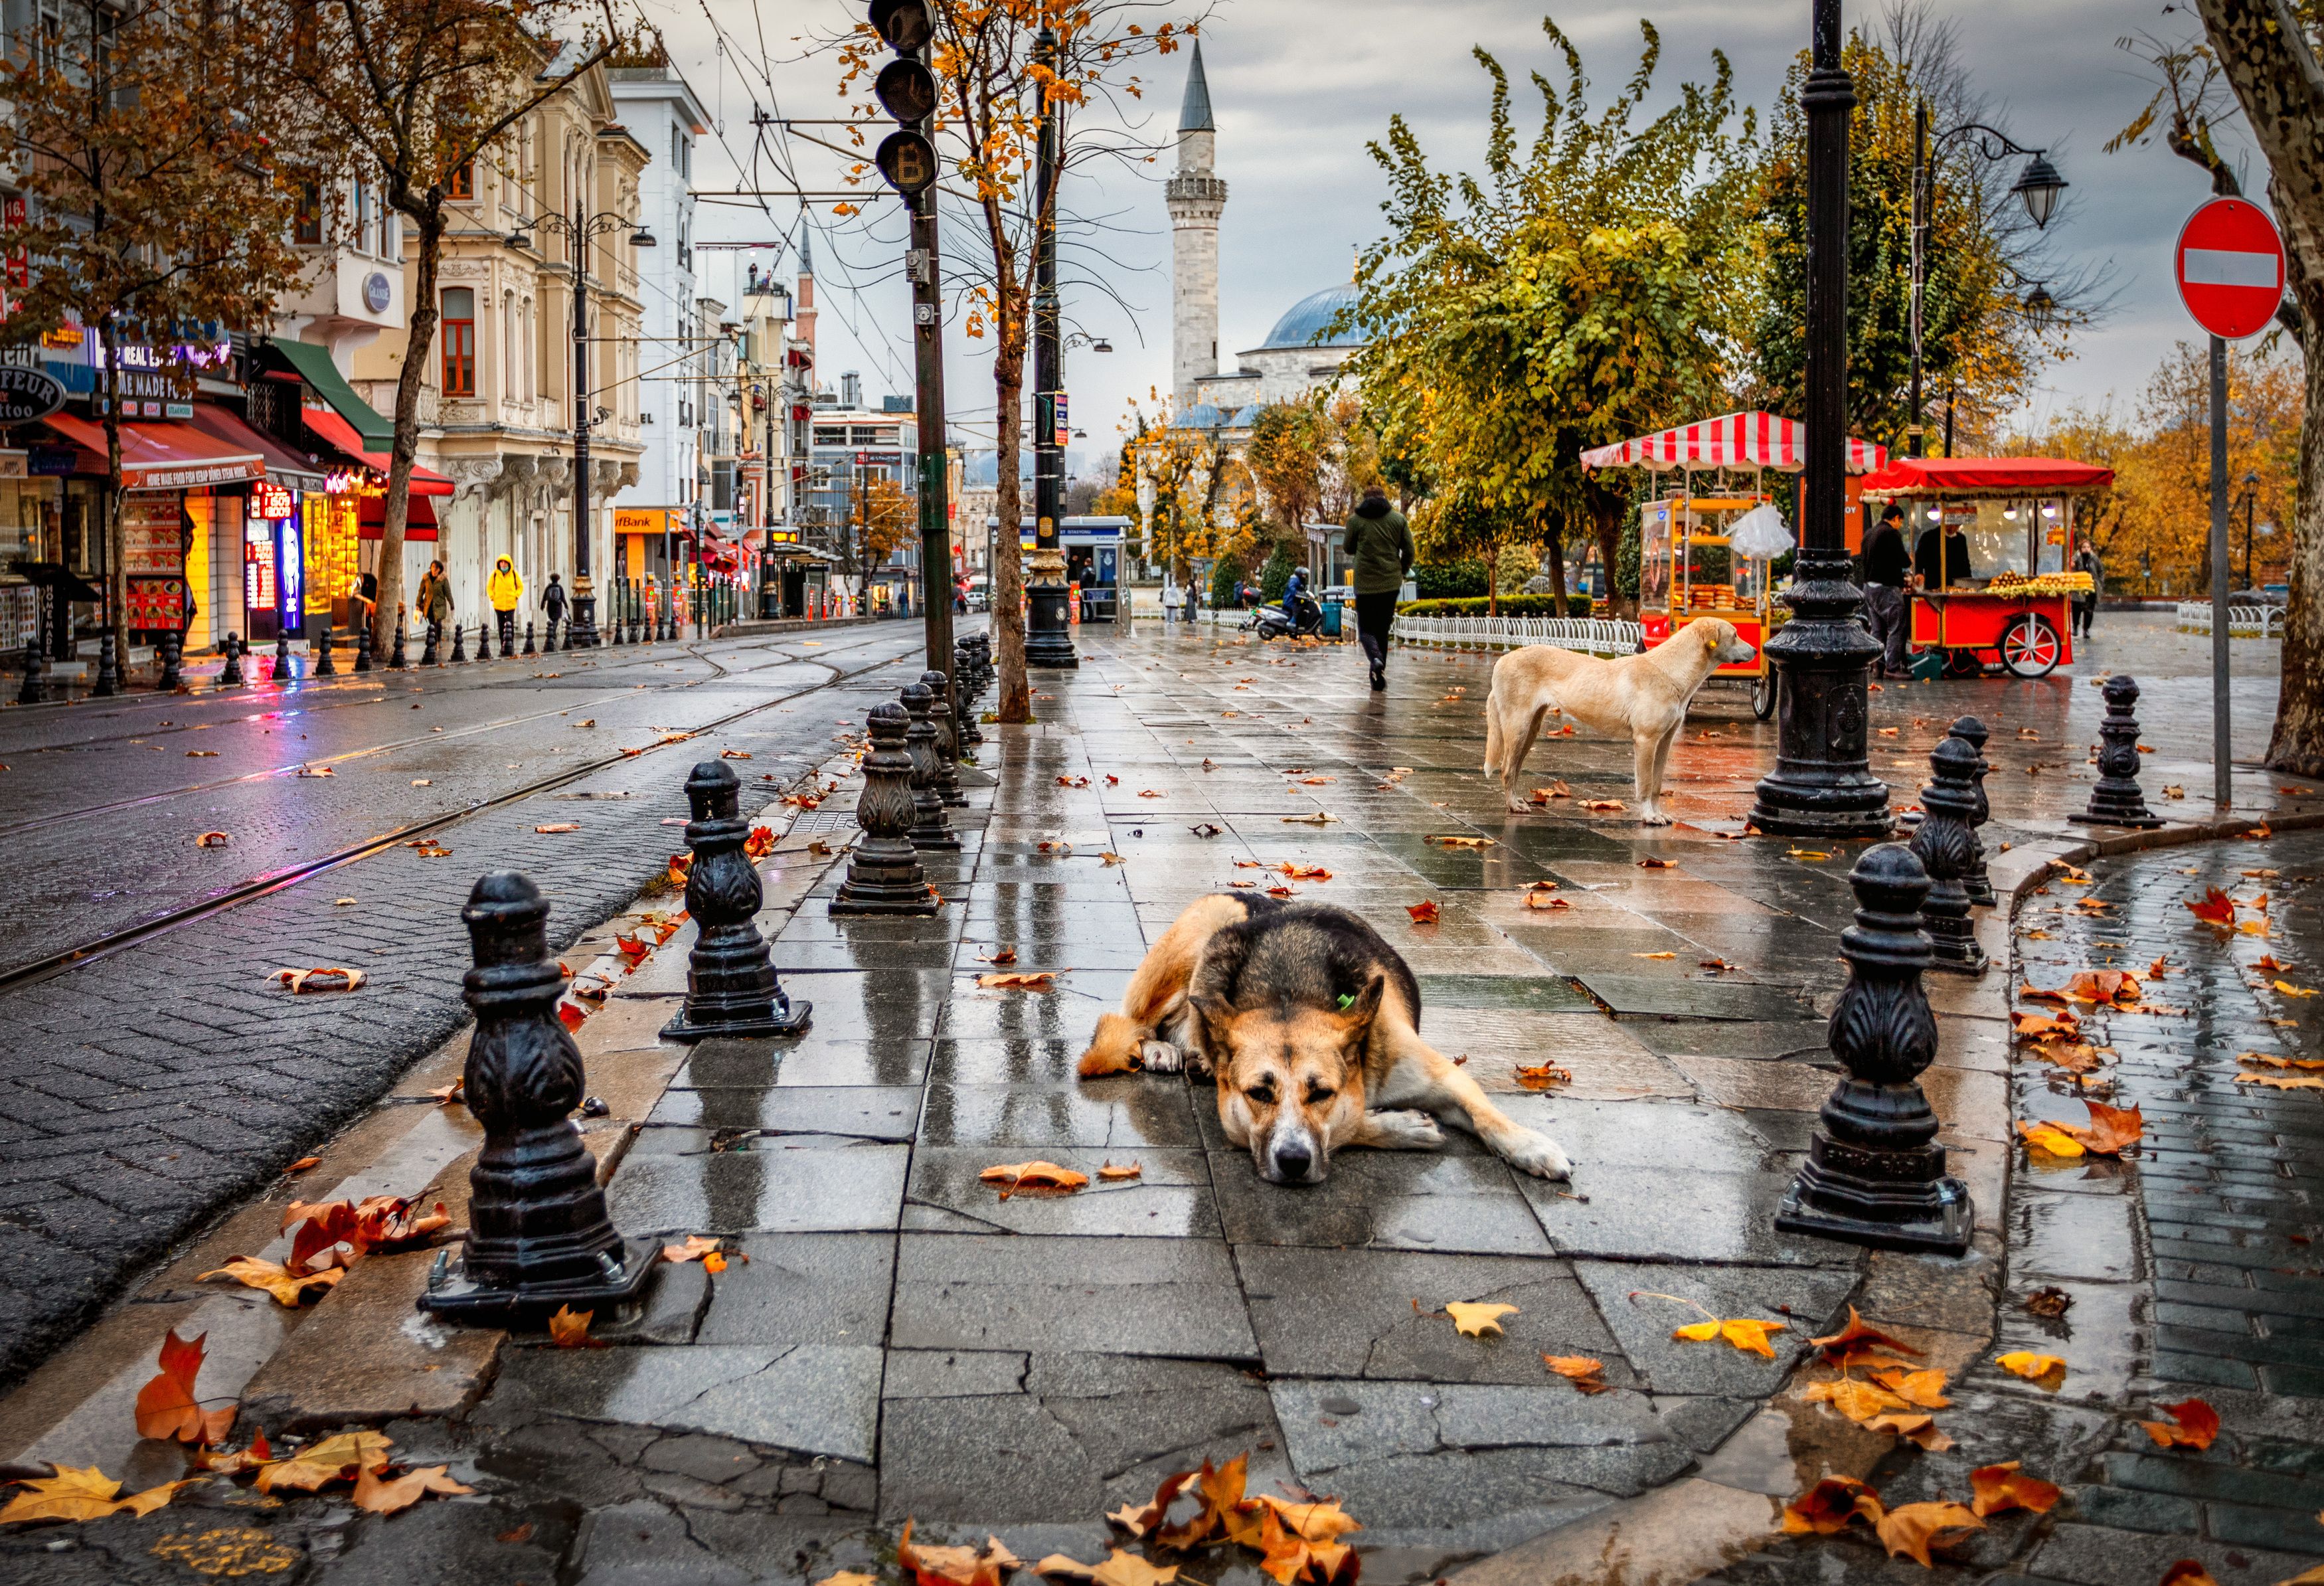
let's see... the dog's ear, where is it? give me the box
[1341,971,1387,1041]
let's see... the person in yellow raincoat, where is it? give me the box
[487,557,524,653]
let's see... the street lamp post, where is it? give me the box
[1749,0,1888,840]
[2242,470,2260,589]
[1908,104,2068,458]
[505,201,655,648]
[1023,26,1077,669]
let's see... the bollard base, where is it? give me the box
[418,1233,661,1326]
[661,998,812,1043]
[831,890,942,917]
[2067,808,2164,830]
[1775,1152,1973,1257]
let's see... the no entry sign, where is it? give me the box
[2176,197,2285,339]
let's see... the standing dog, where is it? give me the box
[1078,893,1571,1184]
[1483,617,1756,824]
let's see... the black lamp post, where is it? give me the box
[1023,25,1078,669]
[506,202,655,648]
[1748,0,1888,841]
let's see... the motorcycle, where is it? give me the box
[1242,593,1324,641]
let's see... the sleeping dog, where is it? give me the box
[1079,893,1572,1184]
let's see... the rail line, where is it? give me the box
[0,628,926,998]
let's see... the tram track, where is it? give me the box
[0,627,922,998]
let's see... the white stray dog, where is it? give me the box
[1483,618,1757,825]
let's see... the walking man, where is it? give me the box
[2071,543,2101,640]
[416,559,454,665]
[1863,502,1912,678]
[1343,485,1414,691]
[487,557,524,654]
[541,573,568,651]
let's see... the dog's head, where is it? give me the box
[1190,973,1383,1184]
[1691,618,1757,668]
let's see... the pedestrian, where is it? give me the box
[2071,542,2101,640]
[1863,502,1913,678]
[1913,512,1973,590]
[541,572,567,649]
[350,570,378,639]
[1183,578,1199,627]
[416,559,454,664]
[487,556,525,652]
[1343,485,1415,691]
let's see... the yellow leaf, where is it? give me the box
[1803,1377,1908,1423]
[1874,1500,1985,1567]
[1871,1367,1953,1409]
[1995,1352,2067,1385]
[1673,1317,1787,1356]
[0,1464,203,1524]
[352,1462,474,1516]
[254,1430,394,1494]
[199,1256,345,1308]
[2018,1121,2087,1158]
[1446,1301,1519,1337]
[2276,980,2319,998]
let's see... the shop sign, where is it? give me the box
[165,402,192,420]
[0,365,66,423]
[274,515,304,630]
[254,482,297,519]
[27,445,74,476]
[614,507,671,533]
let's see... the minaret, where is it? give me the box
[794,228,818,362]
[1165,41,1224,410]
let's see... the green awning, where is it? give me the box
[263,339,394,449]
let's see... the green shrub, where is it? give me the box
[1412,560,1489,599]
[1259,541,1300,602]
[1207,554,1247,608]
[1394,594,1594,619]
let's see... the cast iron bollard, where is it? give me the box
[354,619,373,673]
[832,701,940,916]
[92,632,119,697]
[450,622,469,663]
[17,641,42,705]
[1946,717,1995,907]
[479,618,495,661]
[219,632,245,687]
[954,641,985,749]
[388,611,409,670]
[661,760,812,1041]
[523,619,537,658]
[1909,737,1987,974]
[902,682,960,851]
[157,628,184,691]
[921,669,967,805]
[420,618,440,667]
[418,872,655,1324]
[313,620,337,677]
[2071,674,2163,830]
[1774,843,1972,1256]
[274,630,292,676]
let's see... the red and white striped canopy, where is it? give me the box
[1579,411,1888,475]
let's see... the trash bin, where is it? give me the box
[1321,598,1344,638]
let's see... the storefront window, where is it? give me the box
[441,288,476,396]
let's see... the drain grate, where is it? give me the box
[785,810,856,833]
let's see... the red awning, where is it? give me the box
[185,404,327,488]
[302,407,456,497]
[358,494,438,541]
[41,412,266,491]
[1859,456,2116,497]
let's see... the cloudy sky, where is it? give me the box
[641,0,2255,468]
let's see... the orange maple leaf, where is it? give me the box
[133,1328,235,1445]
[2139,1398,2220,1451]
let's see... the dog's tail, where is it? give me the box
[1079,1012,1143,1077]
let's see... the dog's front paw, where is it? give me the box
[1505,797,1534,815]
[1139,1039,1185,1073]
[1639,808,1673,828]
[1365,1108,1445,1150]
[1497,1128,1573,1181]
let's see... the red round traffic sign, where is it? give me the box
[2176,197,2285,339]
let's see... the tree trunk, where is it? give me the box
[377,205,445,656]
[1583,480,1631,620]
[98,315,127,675]
[992,313,1031,725]
[1545,529,1569,618]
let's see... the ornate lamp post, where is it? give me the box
[1749,0,1888,839]
[505,202,656,649]
[1023,25,1078,669]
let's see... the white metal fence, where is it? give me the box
[2175,602,2285,640]
[1392,614,1644,658]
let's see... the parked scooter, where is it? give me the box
[1242,593,1324,641]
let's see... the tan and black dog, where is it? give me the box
[1079,893,1571,1184]
[1483,617,1757,825]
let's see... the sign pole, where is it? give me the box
[2211,334,2232,811]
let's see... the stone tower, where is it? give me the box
[1166,41,1224,410]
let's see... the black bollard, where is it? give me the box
[661,760,812,1040]
[479,618,495,661]
[17,640,43,705]
[523,619,537,658]
[2070,674,2163,830]
[274,630,292,679]
[313,620,337,677]
[1774,843,1972,1256]
[388,611,409,670]
[954,642,985,748]
[449,622,469,663]
[901,682,960,851]
[219,632,245,687]
[157,628,184,691]
[354,618,373,673]
[418,872,656,1324]
[420,618,440,667]
[831,701,940,916]
[1946,717,1995,907]
[1909,737,1987,974]
[920,669,967,806]
[93,632,119,697]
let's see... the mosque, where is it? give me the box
[1167,42,1367,432]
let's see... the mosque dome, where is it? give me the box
[1255,282,1364,353]
[1177,402,1228,430]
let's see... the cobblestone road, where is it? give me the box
[0,621,948,1387]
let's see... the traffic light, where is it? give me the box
[869,0,938,197]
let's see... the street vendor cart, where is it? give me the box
[1856,456,2112,679]
[1581,410,1890,719]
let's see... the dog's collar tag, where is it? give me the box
[1337,993,1355,1011]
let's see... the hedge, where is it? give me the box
[1395,594,1595,619]
[1411,561,1490,599]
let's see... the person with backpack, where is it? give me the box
[487,557,525,653]
[541,573,568,650]
[1343,487,1414,690]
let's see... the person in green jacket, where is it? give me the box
[1342,486,1414,691]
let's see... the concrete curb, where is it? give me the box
[1450,806,2301,1586]
[709,614,883,639]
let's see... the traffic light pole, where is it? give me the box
[1023,25,1077,669]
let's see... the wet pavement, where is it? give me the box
[0,612,2316,1584]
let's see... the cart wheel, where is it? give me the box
[1751,669,1776,721]
[1943,648,1983,679]
[2001,612,2062,678]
